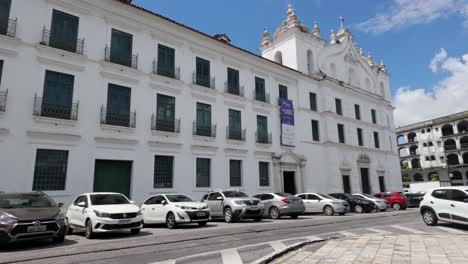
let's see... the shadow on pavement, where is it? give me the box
[0,238,78,252]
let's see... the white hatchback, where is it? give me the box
[420,186,468,226]
[141,194,210,229]
[66,192,143,239]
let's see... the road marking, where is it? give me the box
[391,225,426,234]
[221,249,243,264]
[366,227,392,235]
[436,226,467,234]
[270,241,287,251]
[338,231,357,237]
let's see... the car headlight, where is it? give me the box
[55,212,65,220]
[94,210,111,218]
[234,200,244,205]
[0,213,17,225]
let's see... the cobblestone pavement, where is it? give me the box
[272,234,468,264]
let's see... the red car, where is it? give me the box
[373,192,407,210]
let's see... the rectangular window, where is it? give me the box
[228,109,242,140]
[342,175,351,193]
[110,29,133,67]
[196,102,212,136]
[335,98,342,115]
[338,123,345,143]
[357,128,364,146]
[196,57,210,88]
[50,10,79,53]
[374,131,380,149]
[157,44,175,78]
[0,0,11,36]
[33,149,69,191]
[229,160,242,187]
[154,155,173,189]
[378,176,386,192]
[279,84,288,100]
[41,70,75,120]
[196,158,211,188]
[309,92,317,111]
[227,67,240,95]
[156,94,175,132]
[311,120,320,142]
[255,77,266,102]
[257,115,269,143]
[107,83,131,127]
[371,109,377,124]
[354,104,361,120]
[259,162,270,187]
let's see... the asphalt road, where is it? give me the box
[0,209,425,264]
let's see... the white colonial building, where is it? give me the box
[0,0,400,205]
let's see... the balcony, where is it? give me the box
[444,145,457,151]
[256,131,272,144]
[224,82,244,97]
[0,90,7,112]
[104,45,138,69]
[0,18,16,38]
[153,59,180,80]
[151,115,180,133]
[226,127,246,141]
[100,106,136,128]
[192,72,215,89]
[40,27,85,55]
[253,90,271,104]
[33,96,78,121]
[193,121,216,138]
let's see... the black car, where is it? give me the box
[0,192,66,245]
[406,192,425,208]
[329,193,376,213]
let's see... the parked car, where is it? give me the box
[328,193,376,213]
[201,190,264,223]
[141,194,210,229]
[420,186,468,226]
[253,193,305,219]
[352,193,389,211]
[295,193,349,216]
[373,192,408,210]
[406,192,425,208]
[66,192,143,239]
[0,192,66,245]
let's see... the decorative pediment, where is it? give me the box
[357,154,370,164]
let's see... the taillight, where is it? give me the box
[281,198,290,204]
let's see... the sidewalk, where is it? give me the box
[271,234,468,264]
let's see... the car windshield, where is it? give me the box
[0,194,55,209]
[166,195,194,203]
[317,193,336,199]
[90,194,130,205]
[223,191,248,198]
[274,192,293,197]
[363,194,376,199]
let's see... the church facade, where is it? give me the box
[0,0,401,204]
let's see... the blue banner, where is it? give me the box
[280,98,295,146]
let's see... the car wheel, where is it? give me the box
[198,221,207,227]
[65,218,73,235]
[85,219,95,239]
[269,207,280,219]
[392,203,401,211]
[166,212,177,229]
[131,228,140,235]
[422,209,438,226]
[52,233,65,244]
[290,214,299,219]
[324,205,334,216]
[224,207,234,223]
[354,205,364,213]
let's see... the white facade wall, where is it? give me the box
[0,0,401,205]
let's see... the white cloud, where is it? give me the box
[356,0,468,34]
[430,48,447,72]
[394,49,468,127]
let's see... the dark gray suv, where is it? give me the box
[0,192,66,245]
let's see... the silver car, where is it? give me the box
[296,192,350,216]
[253,193,305,219]
[201,190,264,223]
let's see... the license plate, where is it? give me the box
[196,212,206,217]
[118,220,131,224]
[27,225,47,233]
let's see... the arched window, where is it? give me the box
[397,135,406,145]
[411,158,421,169]
[451,170,462,180]
[461,136,468,149]
[307,50,313,74]
[444,139,456,151]
[446,154,460,165]
[399,148,409,157]
[463,152,468,164]
[407,132,417,143]
[457,120,468,134]
[409,145,419,155]
[413,173,423,182]
[441,124,454,136]
[274,51,283,64]
[428,142,434,147]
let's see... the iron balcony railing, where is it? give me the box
[40,27,85,55]
[0,90,7,112]
[193,121,216,138]
[444,145,457,151]
[0,18,17,38]
[33,95,79,120]
[151,114,180,133]
[255,131,272,144]
[104,45,138,69]
[253,90,270,103]
[192,72,215,89]
[224,82,244,97]
[100,106,136,128]
[153,59,180,80]
[226,126,246,141]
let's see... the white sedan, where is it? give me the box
[141,194,210,229]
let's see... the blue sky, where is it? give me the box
[133,0,468,126]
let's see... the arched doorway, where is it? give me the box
[272,151,306,194]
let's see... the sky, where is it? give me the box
[133,0,468,127]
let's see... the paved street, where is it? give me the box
[2,209,467,264]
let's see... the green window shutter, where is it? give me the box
[255,77,266,101]
[227,67,239,92]
[0,0,11,35]
[157,44,175,77]
[374,132,380,148]
[156,94,175,132]
[338,124,345,143]
[257,115,268,142]
[371,109,377,124]
[196,57,210,87]
[355,104,361,120]
[111,29,133,67]
[229,109,241,131]
[259,162,269,187]
[33,149,68,191]
[196,102,212,136]
[229,160,242,187]
[335,98,342,115]
[107,83,131,126]
[309,93,317,111]
[196,158,211,188]
[154,155,174,189]
[311,120,319,141]
[42,70,74,119]
[279,84,288,99]
[50,10,79,53]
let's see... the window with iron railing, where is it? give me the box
[259,162,270,187]
[279,84,288,100]
[100,106,136,128]
[32,149,69,191]
[153,94,176,132]
[105,29,137,68]
[154,155,174,189]
[255,77,268,102]
[227,109,243,140]
[102,84,135,128]
[0,0,16,38]
[40,10,83,54]
[195,57,212,88]
[194,102,215,137]
[229,160,242,187]
[226,67,240,95]
[155,44,178,79]
[256,115,270,144]
[196,158,211,188]
[33,95,79,121]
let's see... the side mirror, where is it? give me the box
[77,202,86,207]
[161,200,167,205]
[216,196,223,200]
[58,202,64,208]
